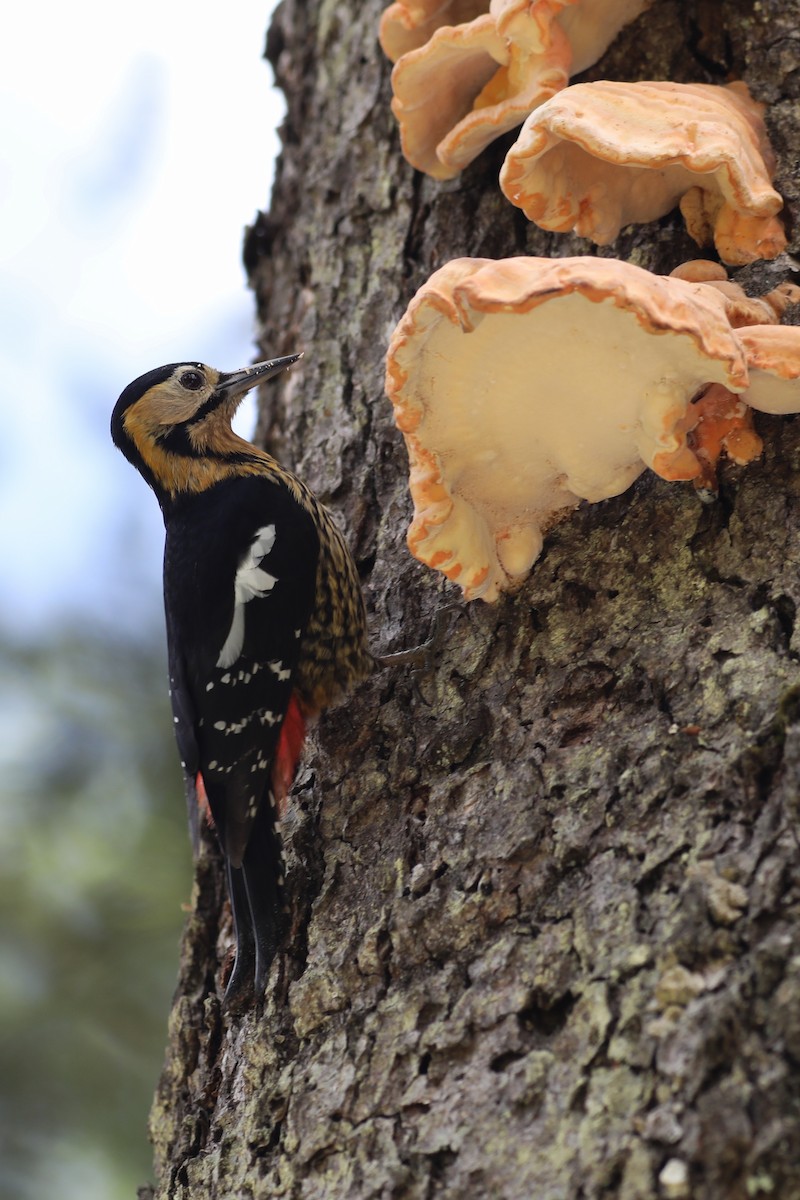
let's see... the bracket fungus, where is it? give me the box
[668,261,800,490]
[385,256,800,601]
[379,0,490,62]
[386,0,650,179]
[500,81,786,265]
[669,260,800,329]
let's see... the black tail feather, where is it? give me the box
[223,861,256,1008]
[222,792,286,1007]
[242,794,286,997]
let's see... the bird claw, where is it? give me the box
[377,604,458,674]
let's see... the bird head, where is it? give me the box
[111,355,302,499]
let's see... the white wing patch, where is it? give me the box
[216,524,278,668]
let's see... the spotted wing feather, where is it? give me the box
[166,608,202,854]
[164,475,320,867]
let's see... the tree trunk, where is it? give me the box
[146,3,800,1197]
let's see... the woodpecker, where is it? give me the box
[111,355,374,1005]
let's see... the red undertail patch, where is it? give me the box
[272,693,307,819]
[196,771,215,828]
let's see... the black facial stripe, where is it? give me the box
[157,426,197,454]
[185,392,226,425]
[155,424,260,465]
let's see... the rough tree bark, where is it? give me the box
[145,2,800,1197]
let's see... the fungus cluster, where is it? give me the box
[386,257,800,600]
[380,0,797,600]
[380,1,788,258]
[382,0,650,178]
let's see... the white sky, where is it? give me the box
[0,0,283,639]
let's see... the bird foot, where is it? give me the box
[377,605,458,672]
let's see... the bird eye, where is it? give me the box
[180,369,204,391]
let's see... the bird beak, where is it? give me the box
[217,353,303,399]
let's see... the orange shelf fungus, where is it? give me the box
[669,261,800,490]
[385,256,800,601]
[500,81,786,265]
[388,9,566,179]
[686,385,764,495]
[737,328,800,414]
[386,0,650,179]
[379,0,490,63]
[669,260,800,329]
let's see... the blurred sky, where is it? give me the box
[0,4,284,1197]
[0,0,283,639]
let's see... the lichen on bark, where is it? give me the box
[148,2,800,1197]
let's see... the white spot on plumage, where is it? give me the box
[268,660,291,682]
[221,673,231,684]
[208,760,218,770]
[206,682,214,692]
[209,707,280,736]
[217,524,278,669]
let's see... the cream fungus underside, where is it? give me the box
[386,257,800,601]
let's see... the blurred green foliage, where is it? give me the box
[0,624,191,1200]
